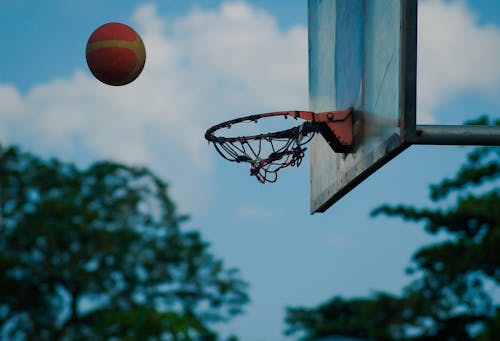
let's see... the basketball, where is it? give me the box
[86,22,146,86]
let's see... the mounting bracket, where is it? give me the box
[314,109,356,153]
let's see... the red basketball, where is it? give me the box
[86,22,146,86]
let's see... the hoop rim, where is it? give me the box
[205,109,353,143]
[204,108,354,183]
[204,111,322,143]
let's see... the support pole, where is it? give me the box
[408,125,500,146]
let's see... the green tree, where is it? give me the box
[285,117,499,340]
[0,144,249,340]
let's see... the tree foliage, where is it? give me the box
[285,293,409,340]
[285,117,499,340]
[0,144,249,340]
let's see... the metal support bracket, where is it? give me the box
[315,109,355,153]
[407,125,500,146]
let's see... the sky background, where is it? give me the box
[1,0,499,339]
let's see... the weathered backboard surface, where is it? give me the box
[309,0,417,213]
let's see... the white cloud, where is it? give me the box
[0,1,307,214]
[2,1,500,212]
[418,0,500,123]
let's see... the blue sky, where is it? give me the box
[1,0,499,339]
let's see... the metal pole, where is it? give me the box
[407,125,500,146]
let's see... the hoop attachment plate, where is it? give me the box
[205,108,355,183]
[314,110,354,153]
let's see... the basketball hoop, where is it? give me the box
[205,109,354,183]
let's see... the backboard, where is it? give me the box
[309,0,417,213]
